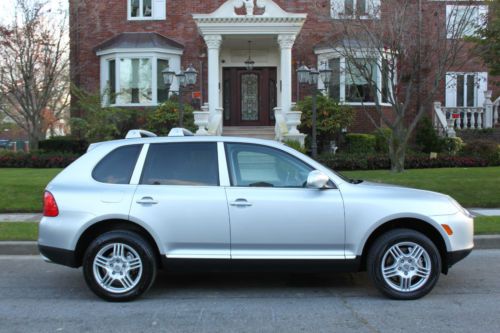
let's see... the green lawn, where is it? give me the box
[0,217,498,241]
[343,167,500,208]
[0,169,62,213]
[0,167,499,212]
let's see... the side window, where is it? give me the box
[140,142,219,186]
[226,143,313,188]
[92,145,142,184]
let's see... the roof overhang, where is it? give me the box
[193,0,307,36]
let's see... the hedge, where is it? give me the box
[0,152,78,168]
[344,133,376,154]
[318,153,490,171]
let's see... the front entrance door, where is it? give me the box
[223,67,277,126]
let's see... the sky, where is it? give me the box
[0,0,68,22]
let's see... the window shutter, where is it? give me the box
[476,72,488,107]
[153,0,166,20]
[367,0,381,19]
[445,73,457,107]
[330,0,345,19]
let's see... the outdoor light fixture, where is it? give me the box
[297,61,333,159]
[162,65,199,128]
[245,41,255,71]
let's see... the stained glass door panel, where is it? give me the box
[241,73,259,121]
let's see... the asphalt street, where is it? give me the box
[0,250,499,333]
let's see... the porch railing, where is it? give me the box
[434,90,498,137]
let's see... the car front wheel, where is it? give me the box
[367,229,441,300]
[83,230,157,302]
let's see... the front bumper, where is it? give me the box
[38,244,79,268]
[447,248,473,269]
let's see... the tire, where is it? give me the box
[367,228,441,300]
[83,230,157,302]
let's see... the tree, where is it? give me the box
[322,0,480,172]
[0,0,69,149]
[469,0,500,76]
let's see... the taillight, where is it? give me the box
[43,191,59,217]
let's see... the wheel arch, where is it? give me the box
[74,219,163,268]
[359,218,450,274]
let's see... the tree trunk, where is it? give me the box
[388,126,407,173]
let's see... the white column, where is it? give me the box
[204,35,222,117]
[278,34,295,114]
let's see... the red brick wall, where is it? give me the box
[69,0,499,130]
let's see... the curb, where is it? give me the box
[1,236,500,256]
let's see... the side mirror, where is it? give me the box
[306,170,330,189]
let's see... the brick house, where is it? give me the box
[69,0,499,141]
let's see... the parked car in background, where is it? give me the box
[38,129,474,302]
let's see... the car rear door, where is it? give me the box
[223,142,345,259]
[129,141,231,259]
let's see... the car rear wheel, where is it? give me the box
[367,229,441,300]
[83,230,157,302]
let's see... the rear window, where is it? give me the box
[92,145,142,184]
[140,142,219,186]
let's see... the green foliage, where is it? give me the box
[467,1,500,76]
[297,95,354,152]
[283,140,307,154]
[145,98,195,136]
[345,133,376,154]
[415,117,443,153]
[71,86,144,143]
[442,137,464,156]
[461,140,500,164]
[39,137,88,154]
[374,128,392,153]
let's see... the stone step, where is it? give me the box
[223,126,275,140]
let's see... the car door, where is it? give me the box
[129,142,231,259]
[224,143,345,259]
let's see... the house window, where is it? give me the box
[445,72,488,107]
[446,5,488,39]
[331,0,380,19]
[128,0,166,20]
[327,57,391,105]
[103,56,171,106]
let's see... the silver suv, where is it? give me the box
[38,129,474,301]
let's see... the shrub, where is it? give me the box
[374,128,392,153]
[442,137,464,156]
[39,137,88,155]
[297,95,354,152]
[0,151,78,168]
[283,140,307,154]
[460,140,500,164]
[345,133,376,154]
[145,98,195,136]
[415,116,444,153]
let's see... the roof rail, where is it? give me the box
[168,128,194,137]
[125,129,157,139]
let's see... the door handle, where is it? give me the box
[230,199,252,207]
[136,197,158,205]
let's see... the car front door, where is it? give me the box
[129,142,230,259]
[224,143,345,259]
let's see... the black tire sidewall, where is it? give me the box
[368,229,442,300]
[83,230,157,302]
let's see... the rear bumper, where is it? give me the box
[38,244,79,268]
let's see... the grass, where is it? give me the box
[0,217,498,241]
[0,169,62,213]
[0,166,499,212]
[0,222,38,241]
[342,167,500,208]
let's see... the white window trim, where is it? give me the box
[317,54,393,107]
[330,0,381,20]
[445,71,488,107]
[446,4,488,39]
[100,50,181,107]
